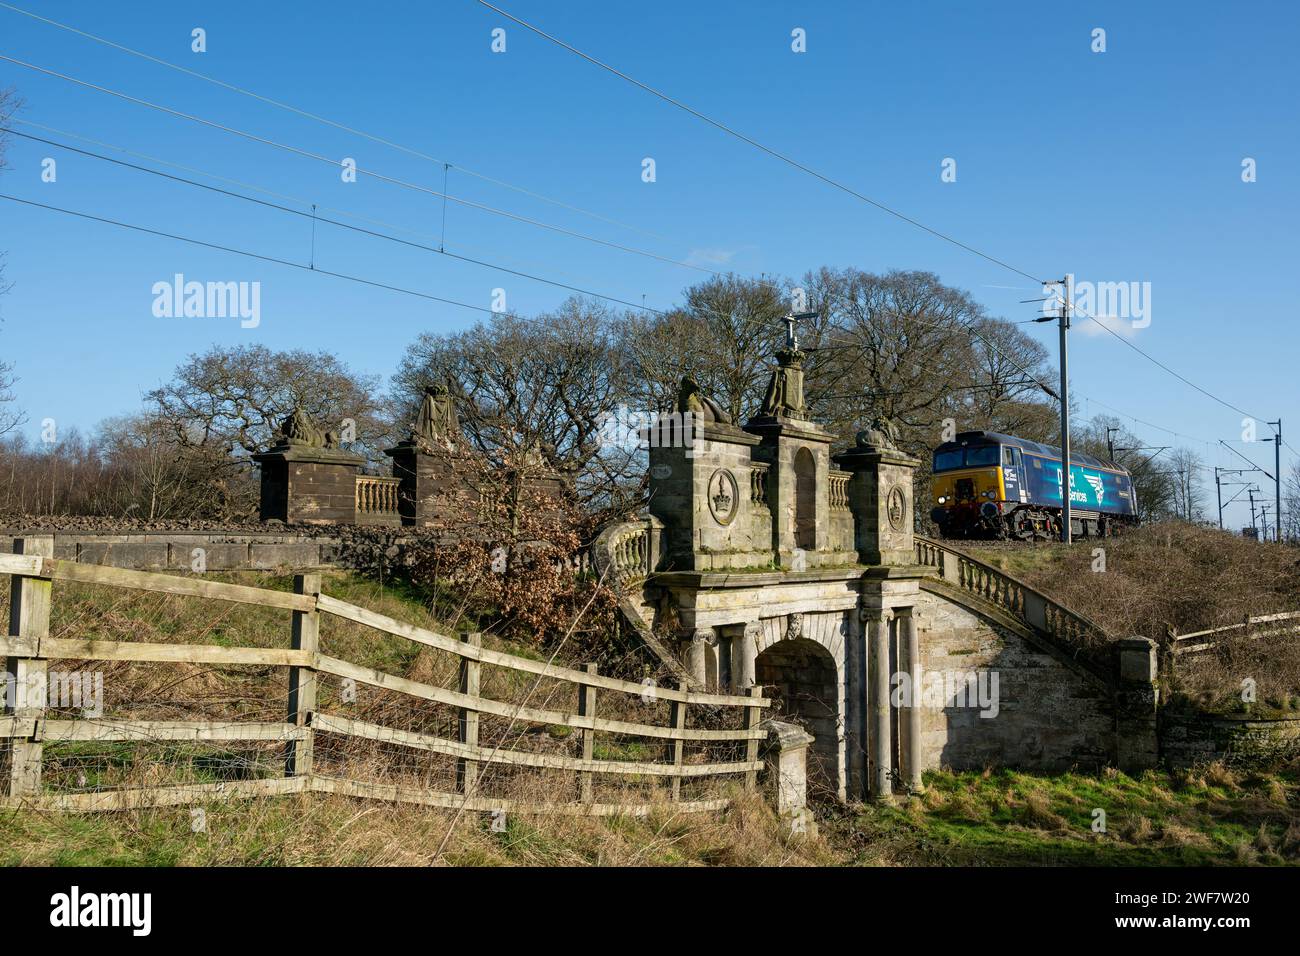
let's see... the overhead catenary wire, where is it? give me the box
[17,107,1075,407]
[0,54,724,277]
[5,17,1288,474]
[2,127,682,317]
[0,0,680,245]
[0,192,535,318]
[479,0,1290,459]
[12,120,1212,457]
[0,45,1221,453]
[10,118,646,296]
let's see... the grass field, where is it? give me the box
[2,762,1295,866]
[832,764,1300,866]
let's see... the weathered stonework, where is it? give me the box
[648,421,769,571]
[1160,711,1300,768]
[252,444,365,525]
[833,445,922,566]
[384,441,482,528]
[911,589,1114,773]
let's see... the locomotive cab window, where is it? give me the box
[1003,446,1018,466]
[966,446,999,467]
[934,450,964,472]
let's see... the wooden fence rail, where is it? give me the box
[1169,610,1300,656]
[0,537,767,815]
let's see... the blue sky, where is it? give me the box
[0,0,1295,530]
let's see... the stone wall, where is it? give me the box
[0,532,340,571]
[1160,712,1300,768]
[912,589,1115,772]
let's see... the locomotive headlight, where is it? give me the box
[937,496,947,504]
[982,490,994,498]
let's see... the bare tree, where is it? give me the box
[147,344,384,459]
[0,86,24,439]
[1166,447,1207,522]
[392,297,628,505]
[1284,461,1300,543]
[141,345,382,519]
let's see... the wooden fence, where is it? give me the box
[1169,611,1300,657]
[0,536,767,815]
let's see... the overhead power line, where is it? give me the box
[0,0,676,244]
[0,192,533,317]
[478,0,1291,460]
[2,127,676,317]
[11,119,662,298]
[0,54,722,277]
[475,0,1041,285]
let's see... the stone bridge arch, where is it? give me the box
[753,611,849,800]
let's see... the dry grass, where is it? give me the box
[967,522,1300,707]
[0,786,836,866]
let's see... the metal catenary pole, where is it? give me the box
[1058,275,1073,543]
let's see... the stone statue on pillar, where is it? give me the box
[277,407,339,449]
[412,383,459,450]
[759,347,806,418]
[854,416,901,453]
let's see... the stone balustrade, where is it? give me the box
[828,470,850,510]
[354,475,402,526]
[591,516,666,588]
[749,462,769,506]
[916,535,1109,656]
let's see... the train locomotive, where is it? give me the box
[930,431,1139,540]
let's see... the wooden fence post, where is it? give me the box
[7,536,53,799]
[577,663,597,803]
[456,631,482,794]
[284,573,320,778]
[743,686,762,791]
[667,688,686,801]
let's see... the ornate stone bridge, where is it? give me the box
[594,358,1157,804]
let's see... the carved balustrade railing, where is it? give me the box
[915,535,1109,657]
[828,470,850,511]
[355,476,401,516]
[591,516,666,588]
[750,463,769,507]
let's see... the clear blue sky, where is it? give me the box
[0,0,1295,530]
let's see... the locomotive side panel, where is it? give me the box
[1022,454,1137,518]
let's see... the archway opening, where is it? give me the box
[755,636,839,796]
[794,447,816,550]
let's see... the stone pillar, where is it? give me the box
[832,441,921,566]
[685,628,713,686]
[646,417,766,572]
[384,440,481,528]
[729,622,760,690]
[1115,636,1159,773]
[899,608,924,793]
[762,720,818,837]
[869,608,894,802]
[252,443,365,525]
